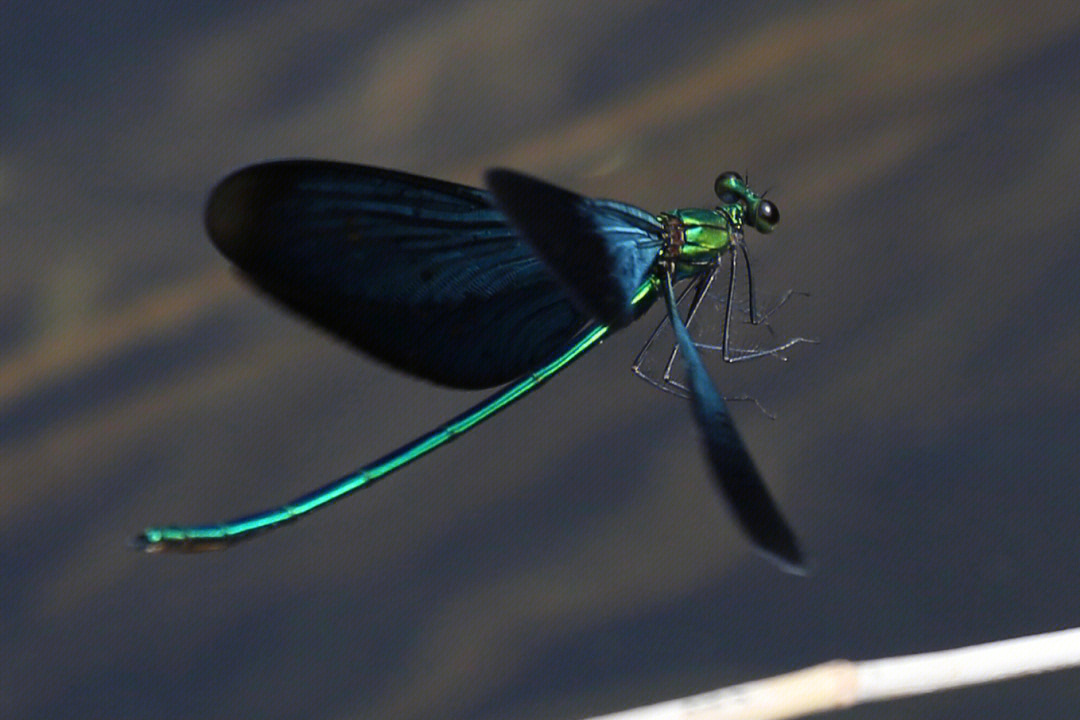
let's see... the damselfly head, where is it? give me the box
[714,170,779,234]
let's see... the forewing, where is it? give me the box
[205,160,587,388]
[485,169,663,328]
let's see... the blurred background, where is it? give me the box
[3,2,1080,718]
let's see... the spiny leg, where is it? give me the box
[699,240,815,363]
[660,270,779,412]
[734,288,811,327]
[656,268,717,389]
[631,279,697,397]
[631,268,775,414]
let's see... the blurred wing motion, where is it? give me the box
[205,160,589,388]
[488,169,803,573]
[486,169,663,327]
[662,269,805,573]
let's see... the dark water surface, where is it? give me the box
[3,2,1080,718]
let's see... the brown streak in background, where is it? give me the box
[0,267,235,409]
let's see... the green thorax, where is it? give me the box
[658,207,742,279]
[655,171,779,281]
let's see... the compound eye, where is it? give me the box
[758,200,779,226]
[751,199,779,233]
[714,171,743,204]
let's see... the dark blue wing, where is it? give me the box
[205,160,588,388]
[662,271,805,573]
[485,169,664,328]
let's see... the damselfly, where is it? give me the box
[135,162,811,572]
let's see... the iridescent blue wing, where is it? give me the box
[485,169,664,328]
[205,160,588,389]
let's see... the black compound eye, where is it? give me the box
[714,171,743,205]
[757,200,779,226]
[714,171,743,196]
